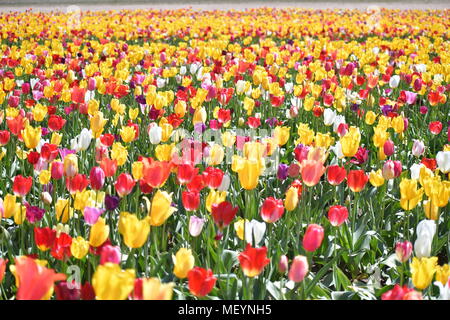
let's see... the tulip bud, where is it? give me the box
[395,241,413,263]
[383,140,395,157]
[412,140,425,157]
[278,255,288,273]
[288,255,309,282]
[302,224,324,252]
[90,167,105,191]
[189,216,206,237]
[382,160,395,180]
[41,191,52,205]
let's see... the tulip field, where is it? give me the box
[0,7,449,301]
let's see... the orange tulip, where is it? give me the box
[142,158,173,188]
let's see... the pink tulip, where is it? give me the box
[90,167,105,190]
[288,255,309,282]
[278,255,288,273]
[100,245,121,265]
[328,205,349,227]
[303,224,324,252]
[84,207,105,226]
[395,241,413,263]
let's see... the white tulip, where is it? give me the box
[78,128,93,151]
[180,65,187,76]
[412,140,425,157]
[434,281,450,300]
[389,75,400,88]
[417,219,436,239]
[414,237,432,259]
[410,163,424,180]
[323,108,336,126]
[148,124,162,145]
[245,220,266,246]
[218,174,230,192]
[436,151,450,173]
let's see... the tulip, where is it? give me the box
[382,160,395,180]
[177,163,199,184]
[146,190,177,227]
[100,245,121,265]
[381,284,422,300]
[111,142,128,166]
[260,197,284,223]
[423,199,439,220]
[51,233,72,260]
[14,257,66,300]
[273,126,290,146]
[90,167,105,190]
[243,219,266,246]
[100,158,118,178]
[55,198,73,223]
[288,255,309,282]
[12,175,32,197]
[278,255,288,273]
[399,178,424,211]
[303,224,324,252]
[148,125,162,144]
[412,140,425,157]
[436,151,450,173]
[22,125,41,149]
[327,165,346,186]
[383,140,395,157]
[410,257,438,290]
[89,217,110,247]
[202,166,224,189]
[238,244,270,277]
[84,207,105,226]
[120,126,136,143]
[301,159,326,187]
[63,154,78,178]
[70,236,90,260]
[0,130,10,146]
[369,169,385,187]
[211,201,238,230]
[55,281,81,300]
[118,212,150,249]
[90,111,108,138]
[50,161,64,180]
[389,75,400,88]
[235,158,263,190]
[340,127,361,157]
[66,174,89,194]
[327,205,348,227]
[71,128,92,152]
[347,170,368,192]
[323,108,336,126]
[429,121,443,135]
[142,159,172,188]
[284,186,299,211]
[435,265,450,285]
[92,263,135,300]
[114,173,136,197]
[189,216,206,237]
[34,227,57,251]
[134,278,175,300]
[187,267,217,297]
[395,241,413,263]
[173,248,195,279]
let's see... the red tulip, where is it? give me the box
[202,166,224,189]
[55,280,81,300]
[27,151,40,165]
[100,134,115,147]
[327,165,346,186]
[71,87,86,104]
[47,115,66,131]
[347,170,368,192]
[288,255,309,282]
[421,158,437,171]
[142,158,172,188]
[81,282,96,300]
[100,158,118,178]
[260,197,284,223]
[187,267,217,297]
[182,191,200,211]
[51,232,72,260]
[34,227,57,251]
[114,173,136,197]
[0,130,10,146]
[15,256,66,300]
[302,224,324,252]
[429,121,443,135]
[90,167,105,190]
[66,174,89,194]
[383,140,395,157]
[238,244,270,277]
[40,143,59,162]
[327,205,348,227]
[186,175,205,193]
[139,180,154,194]
[12,175,32,197]
[211,201,238,230]
[177,162,199,184]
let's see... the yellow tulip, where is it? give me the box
[146,190,177,227]
[435,264,450,285]
[55,198,73,223]
[90,111,108,138]
[89,217,110,247]
[208,144,224,165]
[274,126,290,146]
[205,189,227,213]
[369,169,385,187]
[32,104,47,122]
[111,142,128,166]
[411,257,438,290]
[70,236,90,259]
[399,178,424,211]
[423,199,439,220]
[234,218,249,240]
[221,131,236,148]
[140,278,174,300]
[119,212,150,249]
[131,161,144,180]
[340,126,360,157]
[120,126,136,143]
[172,248,195,279]
[3,194,20,219]
[14,205,27,225]
[51,132,63,146]
[297,123,314,145]
[63,154,78,178]
[365,110,377,125]
[284,187,299,211]
[22,125,41,149]
[155,144,175,162]
[92,263,135,300]
[39,170,51,185]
